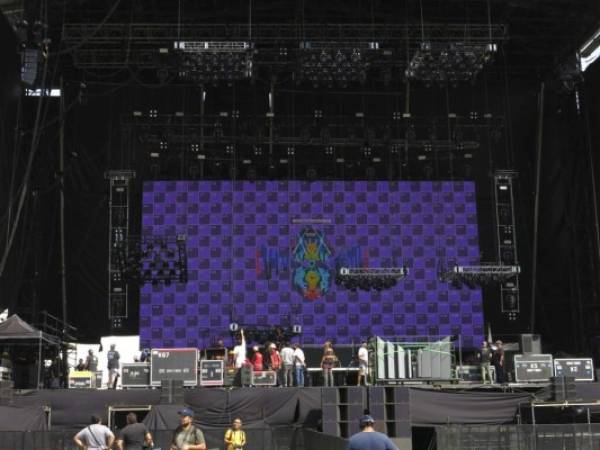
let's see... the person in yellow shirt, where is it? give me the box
[224,418,246,450]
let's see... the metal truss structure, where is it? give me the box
[339,267,408,278]
[121,112,503,166]
[61,23,507,71]
[439,263,520,288]
[105,170,135,327]
[494,171,520,320]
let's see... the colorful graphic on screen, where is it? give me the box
[292,227,333,300]
[140,181,484,348]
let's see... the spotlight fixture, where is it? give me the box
[173,41,253,84]
[580,26,600,72]
[298,41,379,87]
[405,42,496,86]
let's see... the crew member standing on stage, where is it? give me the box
[357,342,369,386]
[139,348,151,363]
[224,418,246,450]
[251,346,263,372]
[85,349,98,372]
[76,359,86,371]
[107,344,120,389]
[233,329,246,369]
[479,341,493,384]
[491,340,505,384]
[280,342,295,387]
[293,343,306,387]
[267,343,282,386]
[321,344,336,387]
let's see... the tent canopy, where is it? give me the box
[0,314,60,345]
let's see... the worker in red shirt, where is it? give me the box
[251,346,263,372]
[267,343,282,386]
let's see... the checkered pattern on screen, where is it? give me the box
[139,181,484,348]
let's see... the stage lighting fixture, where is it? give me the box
[439,263,520,288]
[298,41,378,87]
[173,41,253,84]
[580,26,600,72]
[406,41,495,85]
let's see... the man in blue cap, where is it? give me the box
[347,415,397,450]
[170,408,206,450]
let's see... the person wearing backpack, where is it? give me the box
[170,408,206,450]
[224,418,246,450]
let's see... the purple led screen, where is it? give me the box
[140,181,484,349]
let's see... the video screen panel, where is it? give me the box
[140,181,484,348]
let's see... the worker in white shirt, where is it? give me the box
[233,329,246,368]
[280,342,295,387]
[357,342,369,386]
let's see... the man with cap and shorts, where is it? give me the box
[74,414,115,450]
[170,408,206,450]
[347,415,397,450]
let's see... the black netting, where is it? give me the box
[436,424,600,450]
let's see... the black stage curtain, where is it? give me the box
[11,388,322,430]
[410,389,531,425]
[0,405,48,431]
[15,389,162,429]
[8,386,562,429]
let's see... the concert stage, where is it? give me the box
[3,382,600,449]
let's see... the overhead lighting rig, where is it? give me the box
[298,41,379,88]
[438,263,520,289]
[173,41,253,84]
[406,42,497,86]
[336,266,407,292]
[116,234,188,285]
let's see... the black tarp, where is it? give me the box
[10,385,589,430]
[11,387,322,430]
[0,315,59,344]
[15,389,162,429]
[410,389,532,425]
[576,382,600,401]
[0,405,48,431]
[142,404,182,430]
[143,388,321,430]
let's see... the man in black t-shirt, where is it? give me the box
[86,349,98,372]
[106,344,120,388]
[116,413,153,450]
[491,340,505,384]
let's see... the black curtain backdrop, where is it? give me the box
[0,405,48,431]
[410,389,531,425]
[7,386,587,431]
